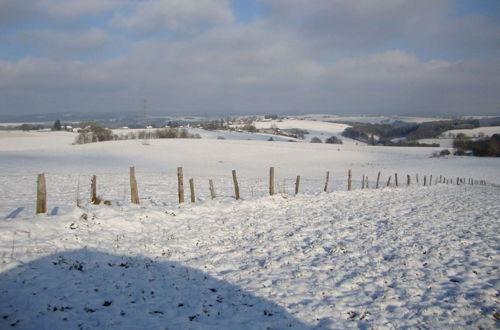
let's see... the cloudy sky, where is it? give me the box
[0,0,499,117]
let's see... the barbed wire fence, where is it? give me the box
[0,168,491,219]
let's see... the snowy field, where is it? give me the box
[442,126,500,138]
[295,114,452,124]
[0,130,499,328]
[418,126,500,148]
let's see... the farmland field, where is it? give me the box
[0,127,499,329]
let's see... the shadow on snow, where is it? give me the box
[0,249,316,329]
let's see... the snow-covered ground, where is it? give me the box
[296,114,451,124]
[253,119,360,145]
[0,130,499,329]
[188,128,294,142]
[417,126,500,147]
[442,126,500,138]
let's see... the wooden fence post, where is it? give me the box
[269,167,275,196]
[36,174,47,214]
[232,170,240,200]
[348,169,352,191]
[295,175,300,195]
[189,178,195,203]
[386,175,391,187]
[130,167,139,204]
[324,171,330,192]
[376,171,381,189]
[429,175,433,186]
[365,176,369,189]
[209,179,216,199]
[416,174,419,184]
[177,167,184,204]
[423,175,427,186]
[361,174,365,189]
[395,173,398,187]
[456,177,459,185]
[90,175,99,204]
[407,174,410,185]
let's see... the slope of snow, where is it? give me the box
[1,133,499,219]
[442,126,500,138]
[296,114,451,124]
[254,119,349,134]
[0,185,498,328]
[0,131,499,329]
[188,128,294,142]
[253,119,361,145]
[0,131,75,151]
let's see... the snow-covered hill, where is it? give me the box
[1,185,498,328]
[0,130,499,329]
[254,119,358,144]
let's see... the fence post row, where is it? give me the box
[348,169,352,191]
[189,178,195,203]
[324,171,330,192]
[269,167,275,196]
[33,168,488,214]
[36,173,47,214]
[209,179,216,199]
[177,167,184,204]
[295,175,300,195]
[130,166,139,204]
[232,170,240,200]
[91,175,98,204]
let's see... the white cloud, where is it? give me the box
[39,0,125,20]
[109,0,234,34]
[427,14,500,55]
[0,0,35,24]
[0,0,499,116]
[1,35,498,115]
[19,28,109,57]
[259,0,449,49]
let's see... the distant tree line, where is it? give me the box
[453,133,500,157]
[406,120,479,140]
[74,122,201,144]
[281,128,309,139]
[309,136,343,144]
[341,119,480,146]
[52,120,62,131]
[18,123,45,131]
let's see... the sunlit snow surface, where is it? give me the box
[0,130,499,329]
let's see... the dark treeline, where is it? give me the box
[341,119,480,146]
[453,134,500,157]
[74,122,200,144]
